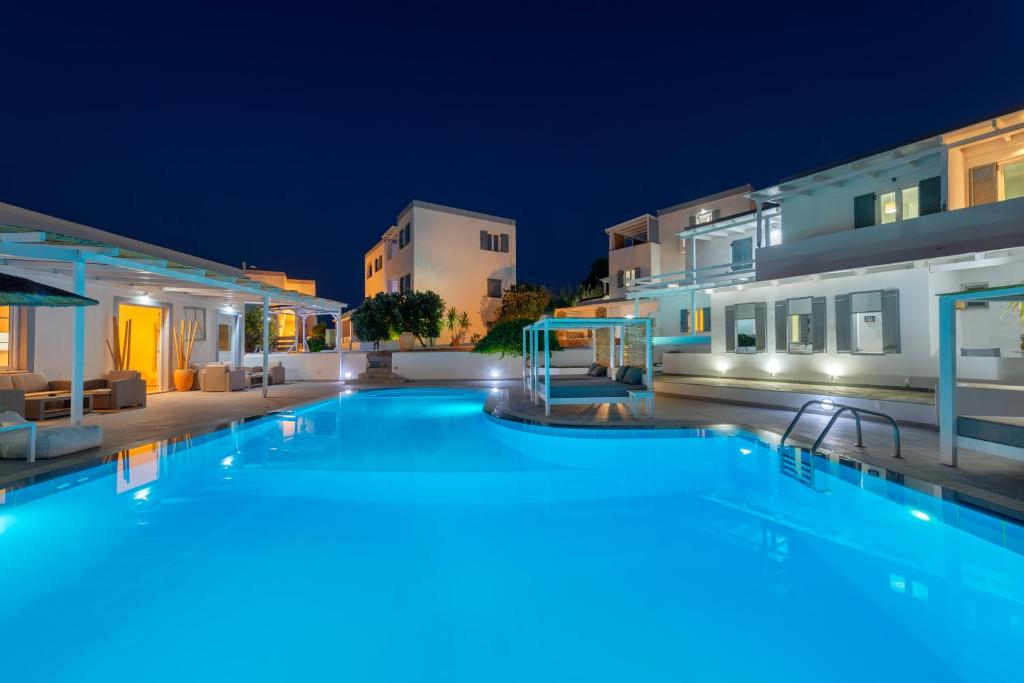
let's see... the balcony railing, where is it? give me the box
[628,259,755,297]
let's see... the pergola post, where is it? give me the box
[544,319,551,416]
[335,310,344,381]
[645,319,653,391]
[754,200,763,248]
[262,295,270,398]
[608,322,615,373]
[532,324,539,405]
[938,296,958,466]
[70,258,86,426]
[522,325,527,394]
[618,324,624,367]
[591,327,596,364]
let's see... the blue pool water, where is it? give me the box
[0,388,1021,682]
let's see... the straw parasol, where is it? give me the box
[0,271,98,307]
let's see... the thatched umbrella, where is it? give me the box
[0,271,98,307]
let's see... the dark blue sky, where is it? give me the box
[1,1,1020,306]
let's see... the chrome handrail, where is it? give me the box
[780,399,901,459]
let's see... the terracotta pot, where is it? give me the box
[173,368,195,392]
[398,332,415,352]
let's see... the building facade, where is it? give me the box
[360,200,517,342]
[629,109,1024,389]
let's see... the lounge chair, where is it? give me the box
[0,374,26,416]
[199,364,246,392]
[0,410,102,462]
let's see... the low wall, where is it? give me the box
[392,351,522,380]
[243,352,343,381]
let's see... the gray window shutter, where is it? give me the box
[724,305,736,353]
[854,193,875,228]
[754,302,767,352]
[970,164,998,206]
[480,230,489,250]
[500,233,509,253]
[680,308,690,333]
[882,289,900,354]
[711,209,721,221]
[774,300,788,352]
[617,270,624,288]
[811,297,826,353]
[634,267,642,280]
[835,294,851,353]
[689,215,696,227]
[918,176,942,215]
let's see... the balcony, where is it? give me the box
[756,196,1024,281]
[629,258,755,298]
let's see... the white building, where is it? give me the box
[355,200,516,343]
[631,108,1024,393]
[0,201,344,402]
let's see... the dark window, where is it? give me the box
[726,302,766,353]
[399,222,412,249]
[730,237,753,271]
[854,193,876,228]
[919,176,942,215]
[487,278,502,298]
[399,274,411,293]
[366,264,372,279]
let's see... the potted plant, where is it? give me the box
[172,319,200,392]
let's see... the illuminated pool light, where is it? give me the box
[133,487,151,502]
[739,448,752,456]
[909,509,932,522]
[221,456,234,468]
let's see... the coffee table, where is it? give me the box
[24,393,93,420]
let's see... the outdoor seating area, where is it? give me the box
[194,362,287,392]
[524,317,654,416]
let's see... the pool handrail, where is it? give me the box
[780,399,901,459]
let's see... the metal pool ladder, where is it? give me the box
[780,399,901,459]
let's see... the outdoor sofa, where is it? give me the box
[0,410,102,461]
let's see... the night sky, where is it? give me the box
[1,1,1021,306]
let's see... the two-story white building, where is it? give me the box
[354,200,516,343]
[634,108,1024,392]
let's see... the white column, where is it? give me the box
[298,311,305,352]
[938,296,958,466]
[608,323,615,372]
[633,298,640,318]
[591,327,596,364]
[233,313,243,368]
[690,236,697,284]
[618,324,624,367]
[544,320,551,416]
[645,319,653,391]
[262,296,270,398]
[336,310,345,381]
[70,258,86,426]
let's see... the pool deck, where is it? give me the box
[2,379,1023,519]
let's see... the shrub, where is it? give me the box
[399,290,445,346]
[351,292,402,350]
[497,284,550,321]
[473,317,561,357]
[244,305,279,353]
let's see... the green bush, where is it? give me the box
[306,336,327,352]
[473,317,561,357]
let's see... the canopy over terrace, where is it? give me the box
[938,283,1024,466]
[0,201,346,424]
[523,317,653,416]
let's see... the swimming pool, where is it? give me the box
[0,388,1021,681]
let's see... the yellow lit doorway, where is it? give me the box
[118,304,165,393]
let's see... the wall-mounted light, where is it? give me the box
[137,291,152,302]
[825,363,841,382]
[765,359,780,377]
[714,359,729,376]
[625,314,635,319]
[488,369,500,379]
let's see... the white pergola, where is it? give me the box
[522,317,653,416]
[938,283,1024,466]
[0,224,346,426]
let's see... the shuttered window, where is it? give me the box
[811,297,826,353]
[970,164,998,206]
[854,193,876,228]
[500,233,509,253]
[680,307,710,334]
[918,176,942,215]
[731,238,753,271]
[774,301,787,352]
[754,303,767,352]
[881,289,900,353]
[680,308,690,333]
[835,294,852,353]
[487,278,502,298]
[480,230,489,250]
[724,305,736,353]
[617,270,624,288]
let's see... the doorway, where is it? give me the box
[118,303,165,393]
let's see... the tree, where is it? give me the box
[244,305,279,353]
[351,292,402,350]
[497,283,550,321]
[399,290,445,346]
[473,317,561,357]
[578,256,609,300]
[444,306,459,344]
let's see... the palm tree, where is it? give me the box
[444,306,458,344]
[457,311,471,344]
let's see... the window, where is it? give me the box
[374,255,383,271]
[399,274,411,294]
[691,208,719,226]
[730,237,753,271]
[0,306,13,368]
[487,278,503,298]
[680,307,710,333]
[957,283,989,310]
[725,302,766,354]
[366,263,373,279]
[398,222,412,249]
[775,297,825,354]
[1004,160,1024,201]
[387,239,396,260]
[479,231,510,252]
[855,177,940,227]
[836,289,900,354]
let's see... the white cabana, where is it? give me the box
[522,317,653,416]
[938,283,1024,466]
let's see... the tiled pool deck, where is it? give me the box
[2,380,1022,518]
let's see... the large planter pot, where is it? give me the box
[398,332,416,352]
[173,369,195,392]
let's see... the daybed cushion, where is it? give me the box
[0,410,102,460]
[547,379,632,399]
[622,367,643,386]
[614,366,631,382]
[590,364,607,377]
[12,372,50,394]
[958,416,1024,449]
